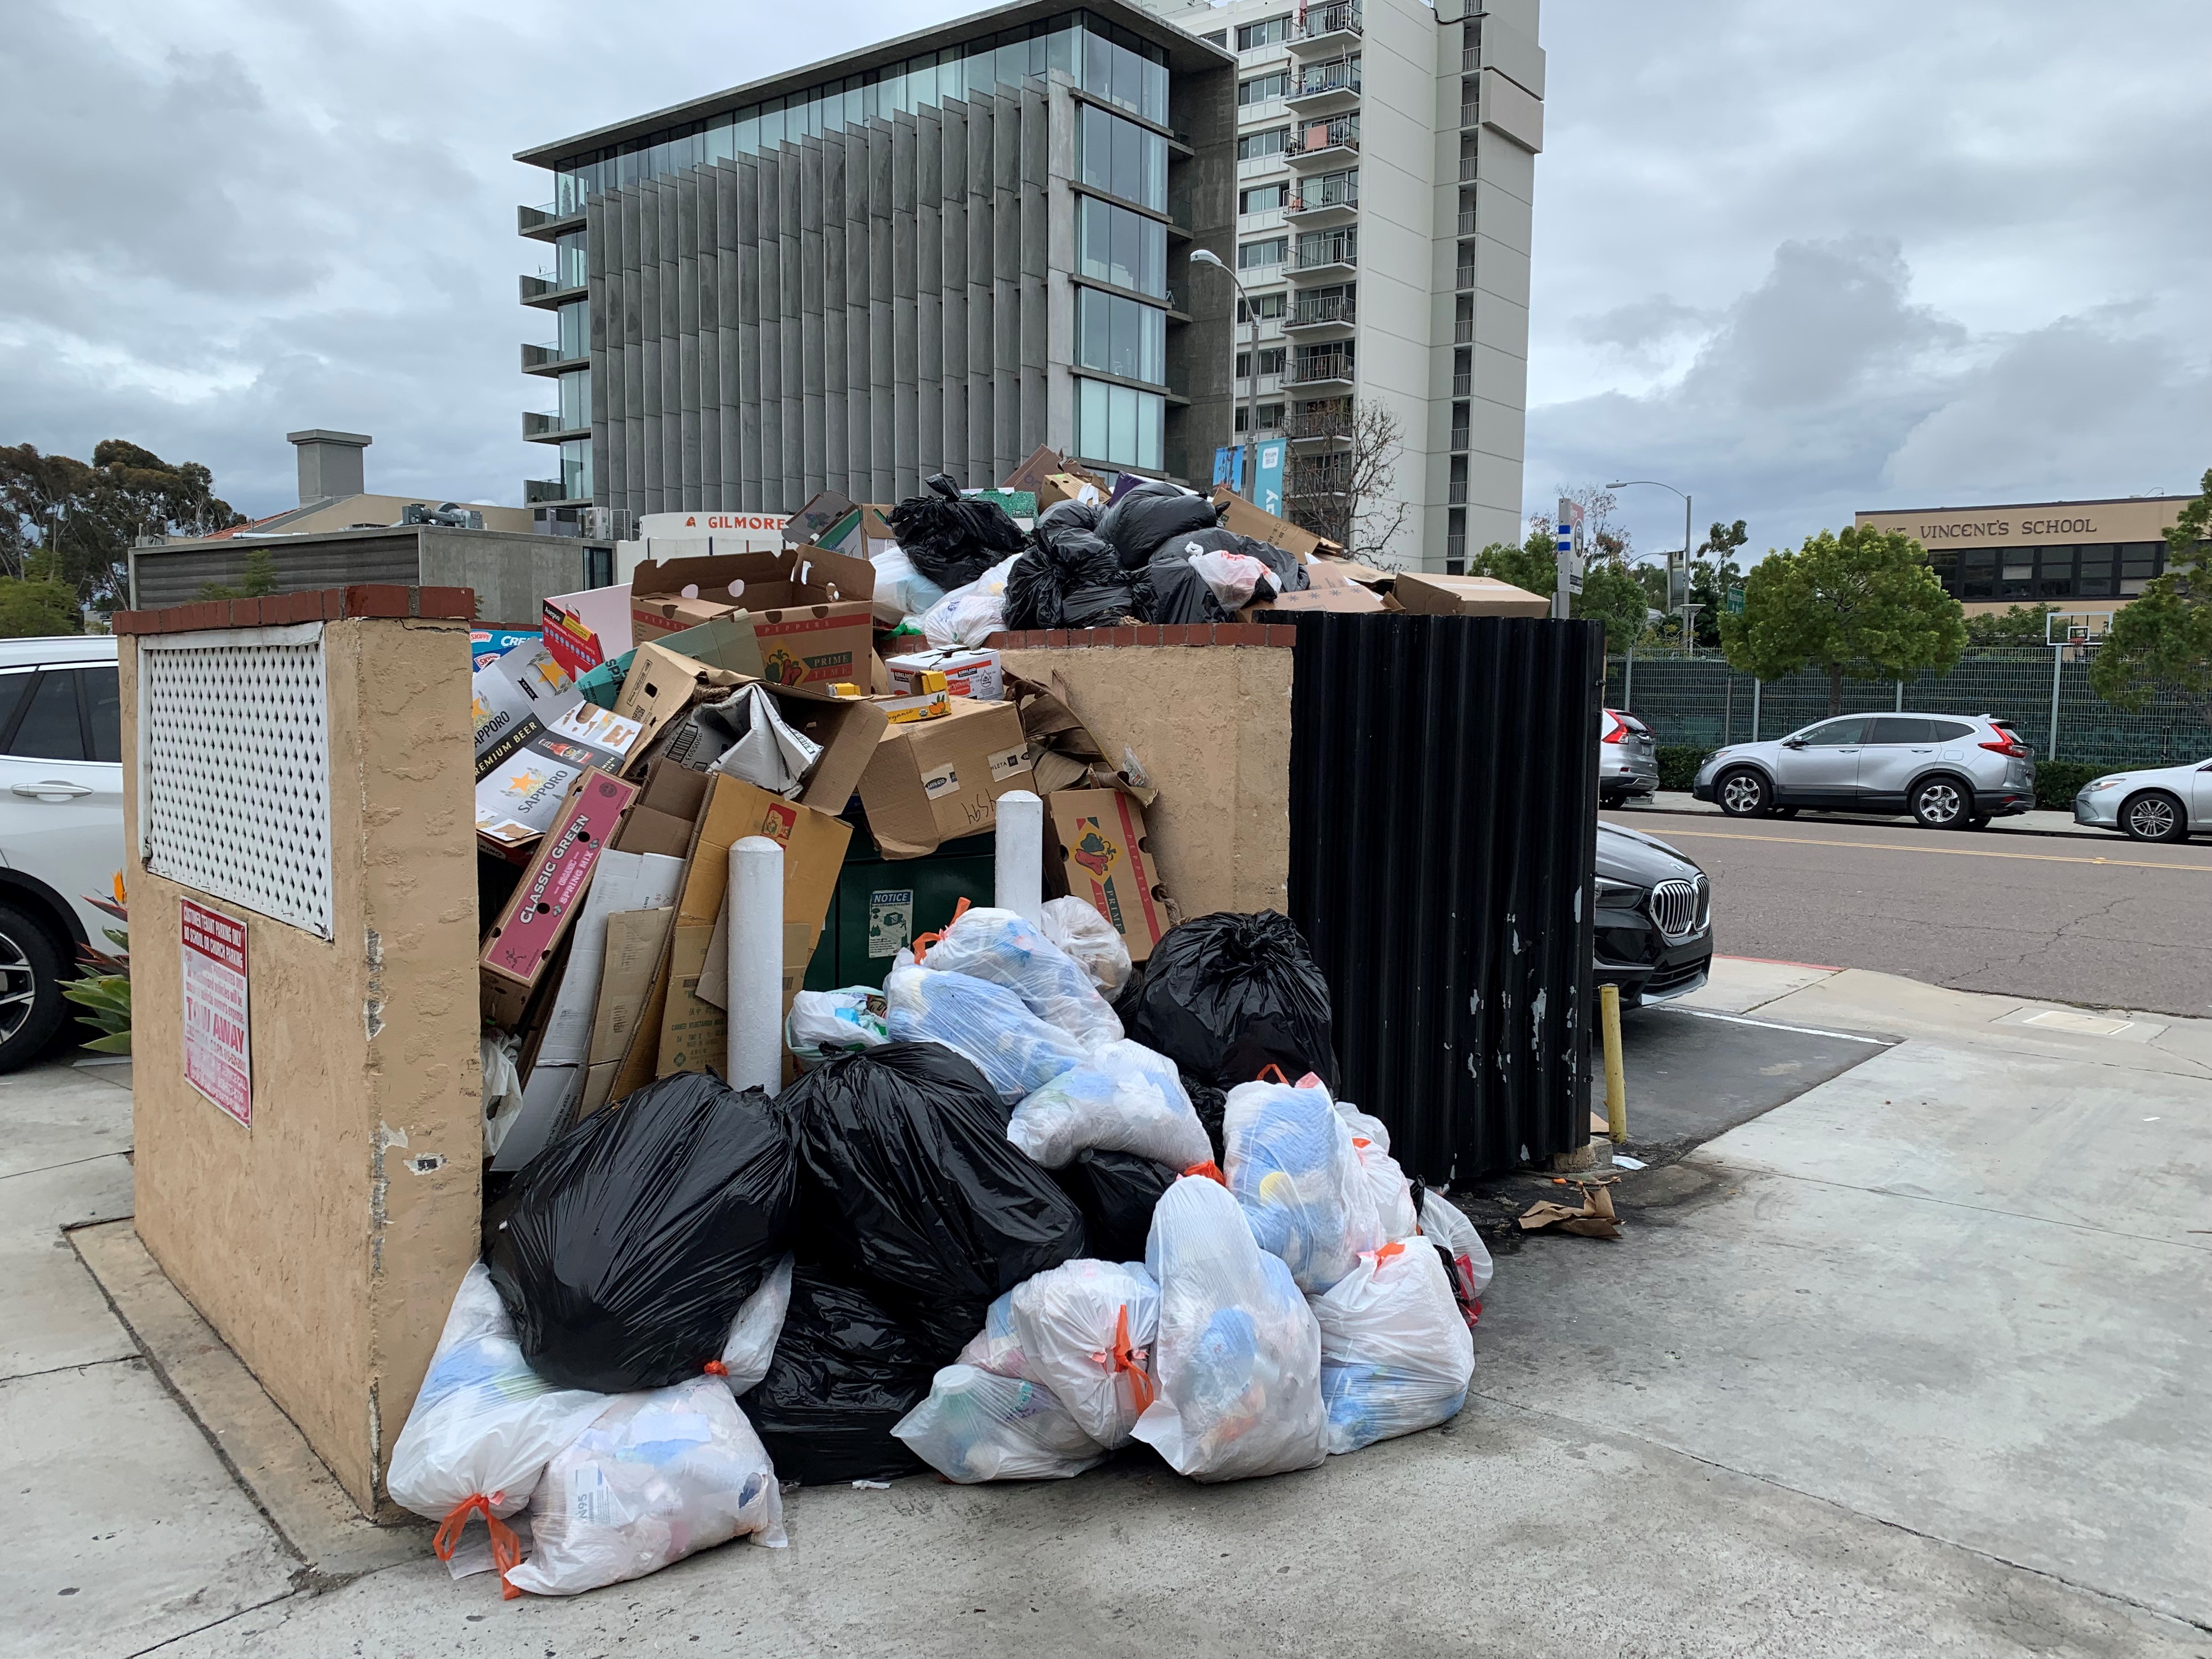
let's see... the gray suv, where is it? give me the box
[1692,713,2035,829]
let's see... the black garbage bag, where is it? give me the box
[1098,479,1218,571]
[485,1072,798,1393]
[1154,526,1310,603]
[1003,520,1136,632]
[1053,1149,1178,1261]
[1036,496,1103,533]
[1123,910,1339,1092]
[745,1263,933,1485]
[1131,553,1232,626]
[1181,1074,1229,1164]
[887,473,1026,589]
[783,1042,1088,1358]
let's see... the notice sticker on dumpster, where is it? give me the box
[181,900,251,1127]
[867,889,914,959]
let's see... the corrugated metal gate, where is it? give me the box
[1288,613,1602,1184]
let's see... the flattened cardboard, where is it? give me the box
[579,906,674,1116]
[574,611,766,709]
[475,703,643,844]
[479,771,640,1025]
[472,640,579,777]
[856,697,1036,860]
[1254,558,1387,615]
[614,759,709,859]
[1392,572,1550,618]
[1048,788,1171,962]
[1209,486,1344,561]
[612,641,751,760]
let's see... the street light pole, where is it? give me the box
[1190,247,1258,501]
[1608,478,1695,648]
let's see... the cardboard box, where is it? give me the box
[615,760,709,859]
[1210,486,1344,561]
[629,544,877,690]
[857,697,1036,859]
[573,612,766,709]
[612,640,754,760]
[654,679,889,814]
[1048,789,1171,962]
[1254,559,1388,616]
[650,776,853,1077]
[1392,573,1551,618]
[480,770,640,1025]
[885,647,1004,703]
[470,628,540,671]
[781,490,864,554]
[472,640,580,777]
[475,702,644,845]
[876,685,952,725]
[578,906,674,1117]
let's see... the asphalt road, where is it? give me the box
[1602,811,2212,1017]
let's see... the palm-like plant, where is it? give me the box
[63,872,129,1054]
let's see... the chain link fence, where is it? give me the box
[1606,648,2210,770]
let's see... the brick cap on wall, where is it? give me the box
[984,622,1300,650]
[110,586,478,636]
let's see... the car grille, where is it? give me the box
[1646,956,1709,994]
[1649,877,1705,941]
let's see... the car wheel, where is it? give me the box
[1716,768,1769,817]
[1910,776,1973,830]
[0,904,72,1074]
[2120,790,2188,843]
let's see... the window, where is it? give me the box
[1300,168,1357,208]
[1238,127,1290,161]
[1077,289,1167,385]
[1240,182,1289,215]
[1234,402,1286,433]
[1799,718,1869,747]
[1081,23,1169,125]
[1235,347,1286,378]
[557,368,591,428]
[84,666,120,763]
[1238,70,1290,105]
[1296,228,1355,267]
[0,670,35,747]
[1455,238,1476,286]
[1200,28,1227,46]
[554,229,586,290]
[1077,196,1167,296]
[1448,454,1468,505]
[1237,291,1287,323]
[1869,718,1936,744]
[1239,236,1288,270]
[557,300,588,359]
[1075,378,1164,471]
[1237,15,1292,49]
[1447,507,1467,571]
[1449,400,1470,450]
[1458,133,1478,180]
[1929,720,1975,742]
[560,437,592,499]
[1454,292,1473,343]
[1076,105,1166,212]
[7,671,87,761]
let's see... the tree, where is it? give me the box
[0,579,84,639]
[198,548,280,602]
[1683,520,1748,647]
[1718,524,1967,715]
[1963,602,2062,646]
[0,441,246,611]
[1282,399,1410,561]
[1466,528,1650,654]
[2089,464,2212,729]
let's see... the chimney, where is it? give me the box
[287,429,372,505]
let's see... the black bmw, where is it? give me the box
[1593,821,1713,1007]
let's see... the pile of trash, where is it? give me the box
[404,900,1489,1600]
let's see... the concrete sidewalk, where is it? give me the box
[1613,788,2107,840]
[5,966,2207,1657]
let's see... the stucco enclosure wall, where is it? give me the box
[124,616,483,1518]
[998,642,1295,919]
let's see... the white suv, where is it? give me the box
[1692,712,2036,830]
[0,636,125,1069]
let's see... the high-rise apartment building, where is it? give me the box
[1134,0,1542,568]
[515,1,1236,533]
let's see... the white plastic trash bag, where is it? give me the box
[919,555,1022,648]
[1310,1239,1474,1454]
[786,988,890,1067]
[884,960,1088,1103]
[713,1254,794,1396]
[956,1288,1030,1378]
[481,1031,525,1159]
[892,1364,1107,1482]
[1039,895,1131,996]
[1331,1097,1419,1240]
[870,545,946,626]
[1223,1080,1384,1294]
[918,905,1122,1049]
[1007,1040,1211,1171]
[1186,548,1277,609]
[1418,1190,1494,1306]
[1010,1258,1161,1448]
[387,1265,611,1587]
[1133,1174,1326,1482]
[504,1376,786,1596]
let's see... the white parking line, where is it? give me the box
[1668,1007,1893,1046]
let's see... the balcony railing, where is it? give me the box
[1290,353,1356,386]
[1459,153,1479,181]
[1452,373,1472,396]
[524,478,568,505]
[1298,2,1363,41]
[1454,262,1476,289]
[1296,236,1358,271]
[1460,101,1479,129]
[1291,59,1362,99]
[1448,426,1470,452]
[1289,295,1356,328]
[1462,46,1480,70]
[524,411,588,441]
[1453,317,1473,344]
[1288,182,1359,214]
[1286,404,1354,439]
[1457,208,1477,234]
[1448,481,1469,505]
[1288,120,1360,157]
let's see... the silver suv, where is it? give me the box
[1691,713,2035,830]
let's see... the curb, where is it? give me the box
[1607,802,2121,845]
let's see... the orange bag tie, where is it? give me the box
[1255,1063,1290,1086]
[703,1359,729,1377]
[431,1492,524,1600]
[1372,1241,1404,1265]
[910,897,973,963]
[1183,1160,1226,1186]
[1091,1304,1155,1415]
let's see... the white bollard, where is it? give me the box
[727,837,784,1096]
[994,789,1045,927]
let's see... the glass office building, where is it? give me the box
[517,0,1234,523]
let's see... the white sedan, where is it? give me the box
[2073,759,2212,842]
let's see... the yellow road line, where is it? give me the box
[1634,826,2212,874]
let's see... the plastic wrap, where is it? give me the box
[714,1254,794,1396]
[1311,1239,1474,1454]
[917,905,1122,1049]
[746,1264,935,1485]
[883,960,1090,1104]
[1099,479,1218,571]
[786,988,890,1066]
[1132,1175,1327,1482]
[504,1377,785,1596]
[891,1364,1107,1482]
[782,1042,1088,1357]
[1010,1257,1161,1448]
[1052,1150,1178,1262]
[387,1265,611,1584]
[485,1074,797,1393]
[1222,1079,1383,1294]
[1123,910,1339,1092]
[1039,895,1132,996]
[1007,1039,1212,1171]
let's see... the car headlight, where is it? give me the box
[1595,877,1643,906]
[2085,778,2125,793]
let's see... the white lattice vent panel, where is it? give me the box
[142,631,334,938]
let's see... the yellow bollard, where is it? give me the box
[1600,983,1628,1143]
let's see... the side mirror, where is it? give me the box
[1781,736,1807,749]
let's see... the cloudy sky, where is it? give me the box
[3,0,2207,555]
